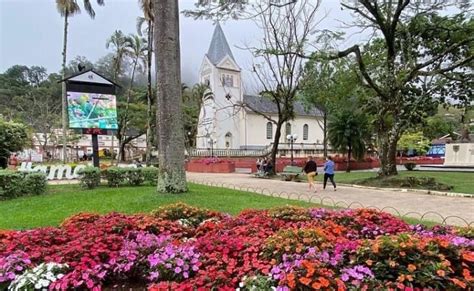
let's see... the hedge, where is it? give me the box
[0,170,47,200]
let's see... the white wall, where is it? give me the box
[242,113,324,148]
[444,143,474,166]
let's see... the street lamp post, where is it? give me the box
[208,137,215,157]
[286,134,298,165]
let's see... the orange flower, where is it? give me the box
[397,274,405,282]
[389,260,397,268]
[311,282,322,289]
[406,275,414,282]
[438,239,449,248]
[319,277,330,288]
[451,278,467,289]
[287,273,296,289]
[463,268,473,281]
[299,277,312,286]
[407,264,417,272]
[437,269,446,277]
[399,251,406,257]
[371,243,380,254]
[462,251,474,262]
[365,259,373,266]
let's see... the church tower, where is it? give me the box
[196,23,243,150]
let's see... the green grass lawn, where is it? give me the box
[333,171,474,194]
[0,184,314,230]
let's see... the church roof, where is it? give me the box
[243,95,324,117]
[206,23,236,65]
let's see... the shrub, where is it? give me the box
[404,162,416,171]
[78,167,101,189]
[126,168,144,186]
[105,167,127,187]
[0,170,47,200]
[142,167,159,186]
[0,170,23,200]
[23,172,47,195]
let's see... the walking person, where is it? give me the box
[323,156,337,191]
[303,156,318,192]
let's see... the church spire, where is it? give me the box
[206,22,235,65]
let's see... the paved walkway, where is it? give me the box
[186,172,474,226]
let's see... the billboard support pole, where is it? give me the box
[92,134,99,168]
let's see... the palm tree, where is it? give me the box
[106,30,129,163]
[56,0,104,163]
[116,34,147,161]
[153,0,187,193]
[328,109,370,173]
[106,30,128,82]
[137,0,154,165]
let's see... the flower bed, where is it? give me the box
[186,158,235,173]
[1,204,473,290]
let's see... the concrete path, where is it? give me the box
[186,172,474,226]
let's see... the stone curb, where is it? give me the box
[337,183,473,198]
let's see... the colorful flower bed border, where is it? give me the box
[1,203,473,290]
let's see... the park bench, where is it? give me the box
[280,166,303,181]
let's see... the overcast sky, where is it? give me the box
[0,0,365,85]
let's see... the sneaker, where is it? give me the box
[334,188,337,191]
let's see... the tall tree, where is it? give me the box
[0,119,29,169]
[243,0,322,174]
[301,57,362,157]
[56,0,104,163]
[117,34,147,161]
[153,0,187,193]
[106,30,128,82]
[320,1,473,176]
[138,0,155,165]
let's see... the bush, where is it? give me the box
[79,167,101,189]
[0,170,47,199]
[105,167,149,187]
[142,167,159,185]
[23,172,47,195]
[404,162,416,171]
[126,168,144,186]
[105,167,127,187]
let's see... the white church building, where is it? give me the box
[196,24,324,151]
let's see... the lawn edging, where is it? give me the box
[338,183,473,198]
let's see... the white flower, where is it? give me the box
[239,281,244,287]
[57,274,64,279]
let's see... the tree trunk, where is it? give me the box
[61,13,69,164]
[378,130,398,176]
[118,58,139,162]
[270,121,284,175]
[145,20,154,166]
[323,111,327,158]
[346,142,351,173]
[153,0,187,193]
[120,141,127,162]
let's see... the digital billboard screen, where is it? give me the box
[67,91,118,130]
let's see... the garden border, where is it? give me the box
[187,178,474,227]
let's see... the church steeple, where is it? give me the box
[206,23,235,65]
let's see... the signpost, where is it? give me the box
[60,69,120,168]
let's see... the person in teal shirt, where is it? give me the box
[323,156,336,191]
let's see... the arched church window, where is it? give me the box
[285,123,291,137]
[221,74,234,87]
[266,122,273,139]
[303,124,309,140]
[225,132,232,148]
